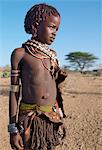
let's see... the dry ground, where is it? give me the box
[0,72,102,150]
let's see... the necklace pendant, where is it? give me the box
[50,71,54,78]
[50,66,55,78]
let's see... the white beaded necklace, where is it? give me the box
[22,39,59,77]
[25,39,57,62]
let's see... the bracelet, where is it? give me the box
[8,123,18,134]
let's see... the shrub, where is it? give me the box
[2,71,10,78]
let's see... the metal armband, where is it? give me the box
[10,85,20,92]
[11,69,20,77]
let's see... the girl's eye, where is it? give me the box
[48,25,58,32]
[49,26,57,31]
[49,26,54,29]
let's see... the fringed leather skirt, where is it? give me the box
[18,103,66,150]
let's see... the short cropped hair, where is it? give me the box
[24,3,60,34]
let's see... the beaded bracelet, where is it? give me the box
[8,123,18,134]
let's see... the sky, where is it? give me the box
[0,0,102,68]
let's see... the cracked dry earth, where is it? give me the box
[0,72,102,150]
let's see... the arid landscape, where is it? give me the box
[0,72,102,150]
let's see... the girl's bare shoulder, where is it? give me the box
[11,47,25,68]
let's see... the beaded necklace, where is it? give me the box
[22,39,60,77]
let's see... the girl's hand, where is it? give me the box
[10,132,24,150]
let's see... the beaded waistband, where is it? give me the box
[20,102,53,112]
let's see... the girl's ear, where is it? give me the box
[31,25,37,37]
[31,23,39,37]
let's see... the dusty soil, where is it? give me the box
[0,72,102,150]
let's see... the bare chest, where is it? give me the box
[21,52,52,80]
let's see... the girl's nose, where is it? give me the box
[52,30,56,36]
[53,28,57,33]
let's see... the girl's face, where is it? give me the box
[34,15,60,45]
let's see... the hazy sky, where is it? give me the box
[0,0,101,68]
